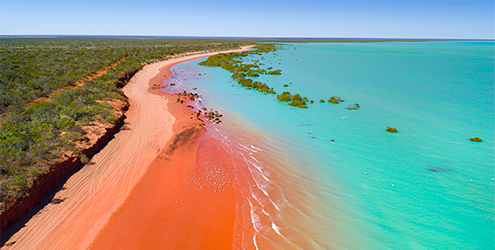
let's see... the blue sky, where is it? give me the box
[1,0,493,39]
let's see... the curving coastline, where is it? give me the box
[90,47,254,249]
[1,46,253,250]
[89,45,329,249]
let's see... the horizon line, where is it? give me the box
[1,35,493,41]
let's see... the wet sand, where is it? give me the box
[90,123,238,249]
[1,46,253,250]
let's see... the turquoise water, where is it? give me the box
[168,42,494,249]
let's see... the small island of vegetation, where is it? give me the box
[276,91,308,108]
[470,137,482,142]
[328,96,342,104]
[386,126,398,133]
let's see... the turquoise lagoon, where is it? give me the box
[167,42,494,249]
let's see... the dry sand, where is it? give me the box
[1,46,253,250]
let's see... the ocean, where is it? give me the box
[166,41,494,249]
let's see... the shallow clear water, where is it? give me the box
[168,41,494,249]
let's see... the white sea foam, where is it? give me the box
[239,143,258,153]
[250,145,263,151]
[262,209,269,216]
[261,173,271,182]
[253,235,259,250]
[242,156,285,212]
[271,222,282,236]
[248,200,261,233]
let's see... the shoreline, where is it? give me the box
[90,45,330,249]
[1,46,253,250]
[90,46,254,249]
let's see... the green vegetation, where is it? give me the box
[80,154,89,164]
[267,69,282,75]
[0,38,250,211]
[328,96,342,104]
[276,91,292,102]
[276,91,307,109]
[0,38,248,114]
[386,126,398,133]
[198,43,357,112]
[470,137,482,142]
[199,44,279,95]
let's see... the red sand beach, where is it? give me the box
[89,47,258,249]
[1,46,253,250]
[90,127,238,249]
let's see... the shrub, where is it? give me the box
[106,114,119,124]
[259,84,270,93]
[238,78,253,87]
[328,96,341,104]
[80,154,89,164]
[32,106,58,124]
[288,100,306,107]
[276,92,292,102]
[77,117,90,125]
[231,72,246,79]
[386,126,398,133]
[267,70,282,75]
[319,99,325,103]
[470,137,482,142]
[61,132,87,142]
[283,84,289,87]
[246,70,259,77]
[292,94,303,101]
[56,116,76,130]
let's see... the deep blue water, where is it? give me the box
[168,42,494,249]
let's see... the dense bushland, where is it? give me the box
[0,38,248,113]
